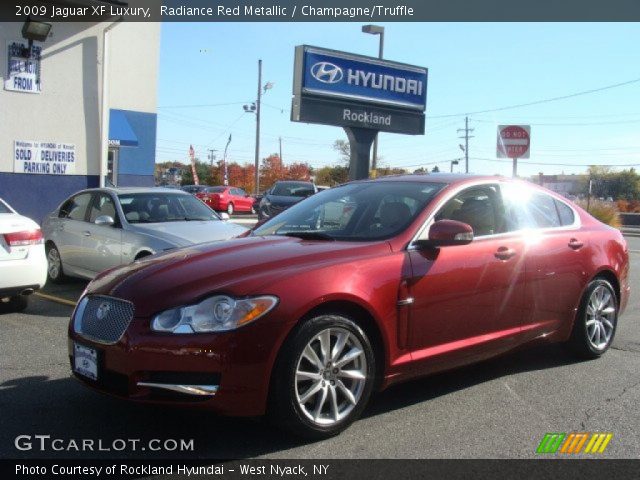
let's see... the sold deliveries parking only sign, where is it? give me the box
[14,140,76,175]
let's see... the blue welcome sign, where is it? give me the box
[300,46,427,111]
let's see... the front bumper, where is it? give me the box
[68,309,285,416]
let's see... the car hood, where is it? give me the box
[130,221,248,247]
[86,235,390,317]
[265,195,305,207]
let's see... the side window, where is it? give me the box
[502,186,564,229]
[89,194,117,223]
[555,199,575,226]
[236,188,246,196]
[435,185,503,237]
[63,193,93,221]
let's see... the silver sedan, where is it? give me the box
[42,187,248,282]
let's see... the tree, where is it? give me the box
[288,162,311,181]
[260,154,289,191]
[180,159,212,185]
[332,139,350,164]
[432,165,440,173]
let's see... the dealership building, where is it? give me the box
[0,14,159,222]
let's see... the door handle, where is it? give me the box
[83,231,92,237]
[568,238,583,250]
[495,246,516,260]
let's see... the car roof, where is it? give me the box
[351,173,506,186]
[82,187,191,195]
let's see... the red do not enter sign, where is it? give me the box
[497,125,531,159]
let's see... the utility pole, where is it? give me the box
[279,136,283,163]
[254,59,262,195]
[207,149,217,166]
[457,116,474,173]
[362,25,384,176]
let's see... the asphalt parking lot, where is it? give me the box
[1,234,639,460]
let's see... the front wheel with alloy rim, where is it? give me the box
[226,203,234,215]
[269,314,376,439]
[568,278,618,359]
[46,243,66,283]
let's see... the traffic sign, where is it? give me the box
[497,125,531,159]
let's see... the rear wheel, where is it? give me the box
[46,243,66,284]
[227,203,234,215]
[568,278,618,359]
[269,314,376,439]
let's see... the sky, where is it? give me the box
[156,22,640,178]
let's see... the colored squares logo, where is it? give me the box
[537,433,613,454]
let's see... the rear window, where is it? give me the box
[0,200,12,214]
[272,182,315,197]
[206,187,226,193]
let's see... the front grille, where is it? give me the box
[74,295,134,345]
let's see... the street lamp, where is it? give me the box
[244,60,273,195]
[361,24,384,176]
[450,159,459,173]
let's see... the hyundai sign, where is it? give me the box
[292,45,428,134]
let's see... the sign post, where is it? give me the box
[292,46,428,180]
[497,125,531,177]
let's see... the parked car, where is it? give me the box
[195,186,255,215]
[258,180,317,220]
[0,198,47,311]
[42,187,247,282]
[181,185,209,195]
[68,175,629,438]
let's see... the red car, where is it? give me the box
[68,175,630,438]
[196,186,255,215]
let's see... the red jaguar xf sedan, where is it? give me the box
[68,175,630,438]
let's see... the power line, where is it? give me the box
[429,77,640,118]
[457,117,474,173]
[158,101,251,109]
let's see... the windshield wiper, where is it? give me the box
[281,231,335,241]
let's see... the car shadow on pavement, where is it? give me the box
[0,343,583,460]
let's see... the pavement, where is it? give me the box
[1,235,639,460]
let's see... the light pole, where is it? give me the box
[362,24,384,177]
[244,59,273,195]
[450,159,459,173]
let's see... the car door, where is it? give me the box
[406,184,528,370]
[231,188,249,211]
[501,185,589,340]
[55,192,94,270]
[83,192,123,274]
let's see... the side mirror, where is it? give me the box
[94,215,115,226]
[219,212,230,221]
[414,219,473,248]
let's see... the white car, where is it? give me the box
[0,198,47,311]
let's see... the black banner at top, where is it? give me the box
[2,0,640,22]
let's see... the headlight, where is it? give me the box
[151,295,278,334]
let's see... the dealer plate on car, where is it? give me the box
[73,343,98,381]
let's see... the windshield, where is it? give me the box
[271,182,315,197]
[118,193,221,223]
[253,181,445,241]
[182,185,207,194]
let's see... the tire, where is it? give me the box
[269,314,376,439]
[568,278,618,359]
[46,243,66,284]
[251,204,257,215]
[227,203,234,215]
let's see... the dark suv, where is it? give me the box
[258,181,317,220]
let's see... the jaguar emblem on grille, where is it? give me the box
[96,302,111,320]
